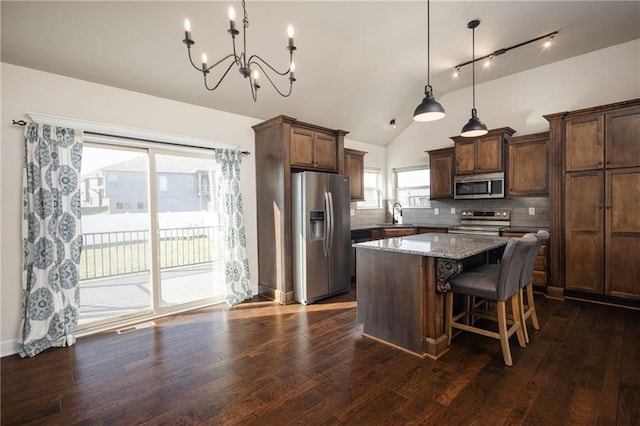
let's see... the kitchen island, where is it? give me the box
[354,233,509,359]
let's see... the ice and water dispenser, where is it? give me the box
[309,210,325,240]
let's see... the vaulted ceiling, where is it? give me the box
[2,1,639,145]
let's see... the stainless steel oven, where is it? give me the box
[448,209,511,236]
[454,172,505,200]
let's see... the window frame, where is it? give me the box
[356,167,382,209]
[393,165,431,207]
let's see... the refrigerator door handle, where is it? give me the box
[327,191,334,256]
[323,192,331,258]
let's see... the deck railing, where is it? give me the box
[79,226,219,280]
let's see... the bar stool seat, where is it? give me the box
[445,235,537,366]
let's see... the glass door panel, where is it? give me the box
[78,145,152,327]
[154,153,224,307]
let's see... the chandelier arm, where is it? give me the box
[203,60,237,91]
[248,54,292,76]
[186,46,238,73]
[248,76,258,102]
[250,62,293,97]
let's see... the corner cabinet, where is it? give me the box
[546,99,640,302]
[507,132,549,197]
[344,148,367,201]
[427,148,454,199]
[253,115,348,304]
[451,127,516,175]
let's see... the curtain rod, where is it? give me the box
[11,119,250,156]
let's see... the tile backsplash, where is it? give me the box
[351,197,550,229]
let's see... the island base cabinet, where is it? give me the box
[356,249,448,358]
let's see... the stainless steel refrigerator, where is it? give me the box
[292,171,351,305]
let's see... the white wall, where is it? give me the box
[386,39,640,196]
[0,62,383,356]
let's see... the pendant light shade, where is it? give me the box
[414,85,446,122]
[413,0,445,122]
[461,108,488,137]
[461,20,488,137]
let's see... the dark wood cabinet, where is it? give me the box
[253,115,348,304]
[291,126,339,171]
[428,148,454,199]
[546,99,640,302]
[507,132,549,197]
[344,148,366,201]
[380,227,417,238]
[451,127,516,175]
[418,227,448,234]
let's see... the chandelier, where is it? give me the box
[182,0,297,101]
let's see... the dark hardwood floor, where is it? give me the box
[2,287,639,425]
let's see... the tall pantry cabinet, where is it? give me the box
[252,115,348,304]
[546,99,640,301]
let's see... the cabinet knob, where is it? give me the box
[606,205,611,209]
[598,205,604,210]
[598,161,603,165]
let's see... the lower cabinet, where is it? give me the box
[503,231,548,288]
[380,227,417,238]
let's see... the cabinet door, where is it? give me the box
[507,133,549,196]
[455,140,476,175]
[476,136,503,173]
[605,107,640,169]
[290,127,315,168]
[605,167,640,299]
[565,171,604,293]
[381,228,417,238]
[344,149,365,201]
[565,115,604,171]
[313,132,337,171]
[429,149,454,199]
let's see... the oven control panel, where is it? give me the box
[461,210,510,220]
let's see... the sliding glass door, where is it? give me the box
[78,142,225,329]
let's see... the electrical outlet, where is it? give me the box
[451,207,456,215]
[434,208,439,215]
[529,207,535,215]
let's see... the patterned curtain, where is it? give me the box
[214,149,252,305]
[18,123,83,357]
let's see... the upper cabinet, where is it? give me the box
[451,127,516,175]
[507,132,549,197]
[565,106,640,172]
[427,148,454,199]
[344,148,367,201]
[291,126,341,172]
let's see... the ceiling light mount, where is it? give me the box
[182,0,297,102]
[413,0,446,122]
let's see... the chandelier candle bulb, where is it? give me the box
[287,24,295,48]
[184,19,192,41]
[201,53,208,70]
[228,6,236,31]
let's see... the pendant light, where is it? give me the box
[460,20,488,137]
[413,0,445,122]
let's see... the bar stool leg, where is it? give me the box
[526,283,540,330]
[520,288,530,344]
[511,294,526,348]
[496,301,513,366]
[445,292,454,345]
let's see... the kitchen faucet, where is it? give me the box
[392,202,403,224]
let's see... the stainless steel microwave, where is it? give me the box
[454,172,505,200]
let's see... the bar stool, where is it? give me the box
[445,235,537,366]
[519,230,550,343]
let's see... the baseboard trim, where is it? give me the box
[1,339,18,358]
[545,286,565,300]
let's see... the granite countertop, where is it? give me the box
[351,223,451,231]
[353,233,509,260]
[501,226,550,233]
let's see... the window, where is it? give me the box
[186,176,196,192]
[137,201,145,210]
[394,166,430,207]
[356,168,382,209]
[158,175,168,192]
[107,174,118,190]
